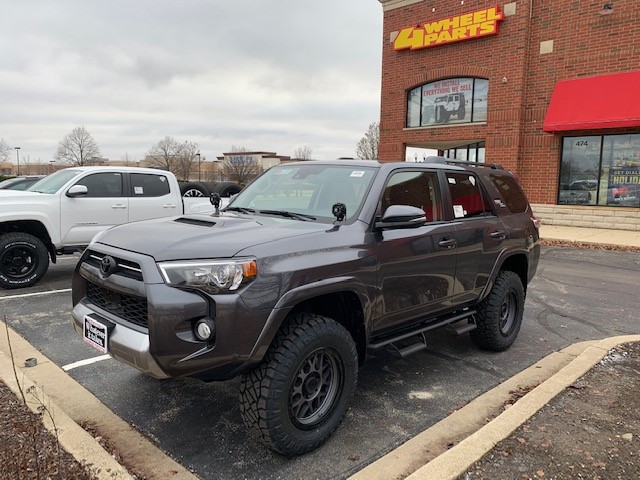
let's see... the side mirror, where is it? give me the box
[66,185,88,197]
[375,205,427,230]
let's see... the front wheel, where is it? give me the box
[0,233,49,289]
[239,313,358,456]
[470,271,524,351]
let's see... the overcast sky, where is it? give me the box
[0,0,384,165]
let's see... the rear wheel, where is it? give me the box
[471,271,524,351]
[0,233,49,289]
[239,313,358,455]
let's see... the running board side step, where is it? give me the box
[368,310,476,358]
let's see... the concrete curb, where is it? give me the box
[405,335,640,480]
[0,349,132,479]
[0,320,199,480]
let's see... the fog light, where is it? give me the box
[194,318,216,341]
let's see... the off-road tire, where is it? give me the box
[470,270,524,352]
[0,232,49,289]
[213,182,242,198]
[180,182,210,197]
[239,313,358,456]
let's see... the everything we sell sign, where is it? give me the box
[394,6,504,51]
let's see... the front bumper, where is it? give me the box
[71,245,277,381]
[72,302,169,379]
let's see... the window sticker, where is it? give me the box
[448,177,456,184]
[159,177,166,182]
[350,171,366,178]
[469,176,476,186]
[134,186,144,195]
[453,205,465,218]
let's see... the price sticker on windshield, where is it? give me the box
[350,171,365,177]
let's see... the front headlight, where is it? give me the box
[157,258,257,293]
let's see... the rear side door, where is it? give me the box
[127,172,180,222]
[374,169,458,332]
[444,170,506,304]
[60,172,128,245]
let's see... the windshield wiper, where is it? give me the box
[224,206,256,214]
[258,210,316,221]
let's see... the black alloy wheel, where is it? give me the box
[289,347,343,429]
[239,313,358,456]
[0,232,49,289]
[470,270,525,352]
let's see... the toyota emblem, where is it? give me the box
[100,256,117,276]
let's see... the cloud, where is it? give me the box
[0,0,382,162]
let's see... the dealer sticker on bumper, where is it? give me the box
[83,316,109,354]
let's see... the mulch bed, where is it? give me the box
[0,380,95,480]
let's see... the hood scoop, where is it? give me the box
[174,217,218,227]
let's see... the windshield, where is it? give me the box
[0,178,18,188]
[29,170,81,194]
[227,164,377,222]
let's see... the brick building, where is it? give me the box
[378,0,640,230]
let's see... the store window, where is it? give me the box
[442,142,485,163]
[559,134,640,207]
[406,78,488,128]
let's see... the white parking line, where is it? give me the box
[0,288,72,300]
[62,354,111,371]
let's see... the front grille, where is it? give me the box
[86,281,148,328]
[85,250,143,281]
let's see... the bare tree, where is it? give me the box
[293,145,313,160]
[175,141,199,182]
[224,146,260,185]
[355,122,379,160]
[0,138,10,163]
[146,136,183,176]
[54,126,100,166]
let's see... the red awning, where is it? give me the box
[543,71,640,132]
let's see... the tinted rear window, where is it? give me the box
[490,174,528,213]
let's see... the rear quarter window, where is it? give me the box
[489,174,528,213]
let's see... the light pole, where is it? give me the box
[14,147,20,175]
[196,152,201,181]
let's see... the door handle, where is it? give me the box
[111,204,127,209]
[162,204,177,208]
[490,230,506,240]
[438,237,457,248]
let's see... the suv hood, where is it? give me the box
[96,214,328,261]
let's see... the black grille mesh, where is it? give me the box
[86,281,148,328]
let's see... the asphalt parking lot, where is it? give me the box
[1,246,639,479]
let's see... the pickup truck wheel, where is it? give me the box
[471,271,524,352]
[180,182,210,197]
[239,313,358,456]
[0,233,49,289]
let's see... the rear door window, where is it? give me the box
[130,173,171,197]
[446,172,492,219]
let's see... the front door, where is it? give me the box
[374,170,457,332]
[60,172,128,245]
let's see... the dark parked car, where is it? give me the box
[0,175,45,191]
[72,158,540,455]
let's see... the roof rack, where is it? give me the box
[424,156,504,170]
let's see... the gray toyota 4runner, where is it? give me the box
[72,158,540,455]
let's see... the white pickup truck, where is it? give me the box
[0,166,223,289]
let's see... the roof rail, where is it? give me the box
[424,156,504,170]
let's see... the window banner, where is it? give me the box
[608,166,640,207]
[421,79,473,126]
